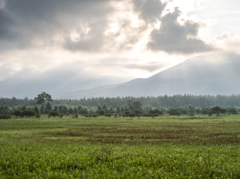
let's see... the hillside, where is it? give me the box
[0,67,133,99]
[60,55,240,99]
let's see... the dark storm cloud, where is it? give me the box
[0,9,11,38]
[148,7,213,54]
[0,0,113,51]
[133,0,166,23]
[0,0,213,54]
[5,0,112,23]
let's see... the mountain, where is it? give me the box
[60,54,240,99]
[0,66,133,99]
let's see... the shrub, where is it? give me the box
[168,109,181,116]
[142,113,156,117]
[97,110,105,116]
[211,106,226,116]
[149,109,162,115]
[89,114,98,118]
[35,114,41,118]
[227,106,238,115]
[13,110,22,118]
[124,111,130,117]
[59,113,63,118]
[0,115,11,119]
[22,110,36,117]
[128,113,135,118]
[202,108,209,115]
[105,113,112,117]
[208,111,212,117]
[48,111,59,117]
[143,113,149,117]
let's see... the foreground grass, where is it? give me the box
[0,115,240,178]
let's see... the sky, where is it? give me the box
[0,0,240,84]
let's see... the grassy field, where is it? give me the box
[0,115,240,178]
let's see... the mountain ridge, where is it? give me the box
[60,55,240,99]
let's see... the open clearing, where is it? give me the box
[0,115,240,178]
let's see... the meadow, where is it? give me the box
[0,115,240,178]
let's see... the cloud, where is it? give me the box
[0,0,213,55]
[97,57,167,73]
[0,63,17,80]
[0,9,14,39]
[133,0,166,24]
[216,32,235,40]
[148,7,213,54]
[63,19,110,52]
[122,61,166,72]
[0,0,114,51]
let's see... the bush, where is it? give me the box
[227,106,238,115]
[143,113,150,117]
[202,108,209,115]
[105,113,112,117]
[80,109,89,116]
[149,109,162,115]
[48,111,59,117]
[13,110,22,118]
[89,114,98,118]
[0,115,11,119]
[168,109,181,116]
[124,111,130,116]
[155,113,159,116]
[22,110,36,117]
[35,114,41,118]
[211,106,226,116]
[142,113,157,117]
[208,111,212,117]
[59,113,63,118]
[189,113,195,116]
[74,114,78,118]
[128,113,135,118]
[180,108,188,115]
[97,110,105,116]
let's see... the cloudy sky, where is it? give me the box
[0,0,239,84]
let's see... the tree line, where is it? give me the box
[1,94,240,109]
[0,92,239,119]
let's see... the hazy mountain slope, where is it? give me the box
[60,54,240,99]
[0,67,133,99]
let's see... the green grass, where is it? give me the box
[0,115,240,178]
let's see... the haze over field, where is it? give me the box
[0,0,240,98]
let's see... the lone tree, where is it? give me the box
[13,110,22,118]
[134,109,142,118]
[211,106,226,116]
[168,108,181,117]
[35,92,52,114]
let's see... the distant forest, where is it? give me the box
[1,94,240,109]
